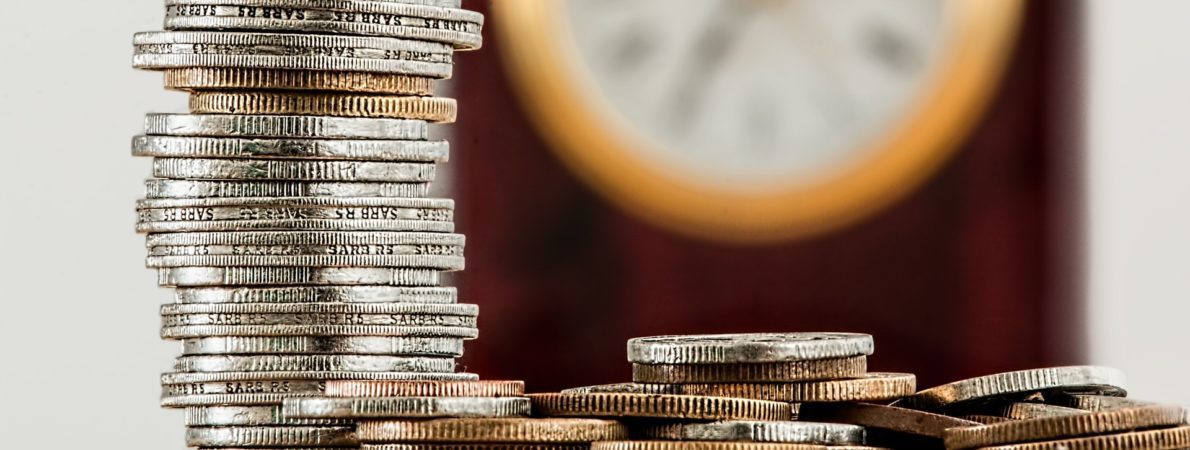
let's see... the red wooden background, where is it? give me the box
[452,0,1083,391]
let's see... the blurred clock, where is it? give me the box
[494,0,1023,243]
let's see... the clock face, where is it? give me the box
[494,0,1022,242]
[562,0,947,186]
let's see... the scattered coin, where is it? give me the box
[628,333,875,364]
[634,421,865,445]
[631,356,867,383]
[283,396,532,419]
[527,393,794,421]
[897,366,1128,410]
[356,418,629,442]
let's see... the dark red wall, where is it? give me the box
[453,0,1083,391]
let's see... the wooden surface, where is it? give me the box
[452,0,1082,390]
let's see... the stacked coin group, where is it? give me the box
[131,0,484,448]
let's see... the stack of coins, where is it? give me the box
[130,1,485,448]
[281,379,629,450]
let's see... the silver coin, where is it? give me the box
[187,405,349,426]
[283,396,531,419]
[561,383,680,395]
[627,333,875,364]
[144,114,429,139]
[157,267,442,287]
[162,311,476,327]
[145,179,431,199]
[1049,393,1162,411]
[181,336,465,356]
[164,0,483,49]
[896,366,1128,410]
[162,324,478,339]
[162,370,479,385]
[146,254,465,269]
[173,355,456,372]
[148,242,459,255]
[163,302,476,315]
[152,158,437,182]
[637,421,865,445]
[139,218,454,233]
[163,377,329,399]
[186,426,358,447]
[147,231,463,247]
[139,195,452,209]
[133,135,449,161]
[133,31,453,77]
[174,286,457,304]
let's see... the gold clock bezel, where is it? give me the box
[493,0,1024,243]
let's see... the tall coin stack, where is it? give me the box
[131,1,485,448]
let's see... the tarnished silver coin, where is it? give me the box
[173,354,456,372]
[628,333,874,364]
[174,286,457,304]
[283,396,531,419]
[637,421,865,445]
[144,179,431,199]
[561,383,681,395]
[158,267,443,287]
[187,405,349,426]
[133,135,449,161]
[897,366,1128,410]
[185,425,358,447]
[181,336,466,356]
[144,113,429,139]
[152,158,436,182]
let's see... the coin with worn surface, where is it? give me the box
[326,380,524,397]
[186,426,358,447]
[181,336,465,355]
[158,267,442,287]
[632,357,866,384]
[897,366,1128,410]
[527,393,793,421]
[144,113,429,139]
[152,158,436,182]
[799,403,980,439]
[173,354,456,372]
[164,68,436,94]
[975,425,1190,450]
[146,179,431,199]
[187,405,348,426]
[676,372,914,403]
[356,418,628,442]
[1048,393,1160,411]
[959,415,1014,425]
[636,421,865,445]
[190,92,458,122]
[628,333,874,365]
[162,324,478,339]
[134,135,449,161]
[133,31,453,77]
[943,404,1187,449]
[590,441,885,450]
[560,383,680,395]
[284,396,531,419]
[174,286,457,304]
[164,0,484,49]
[979,402,1090,420]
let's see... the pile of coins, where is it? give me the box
[130,0,485,448]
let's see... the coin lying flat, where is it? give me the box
[355,418,629,442]
[162,324,478,339]
[897,366,1128,410]
[627,333,874,364]
[527,393,793,421]
[158,267,443,287]
[134,135,449,161]
[975,426,1190,450]
[943,404,1188,449]
[325,380,524,397]
[361,445,591,450]
[173,354,456,372]
[283,396,531,419]
[190,92,458,122]
[978,402,1090,420]
[560,383,681,395]
[799,403,980,439]
[635,421,865,445]
[631,356,867,383]
[590,441,886,450]
[163,370,479,384]
[152,158,436,182]
[1049,393,1160,411]
[181,336,465,356]
[186,426,358,447]
[187,405,348,426]
[959,415,1014,425]
[145,179,432,199]
[163,68,437,94]
[173,286,458,304]
[144,113,430,139]
[676,373,915,403]
[147,230,464,246]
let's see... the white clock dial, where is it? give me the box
[562,0,948,185]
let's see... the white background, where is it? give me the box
[0,0,1186,448]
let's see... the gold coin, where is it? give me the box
[987,402,1090,420]
[676,372,914,402]
[590,441,887,450]
[977,426,1190,450]
[326,380,526,398]
[631,357,866,383]
[958,415,1014,425]
[799,403,980,439]
[165,68,435,95]
[527,393,793,421]
[190,91,457,122]
[943,404,1188,450]
[356,418,627,443]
